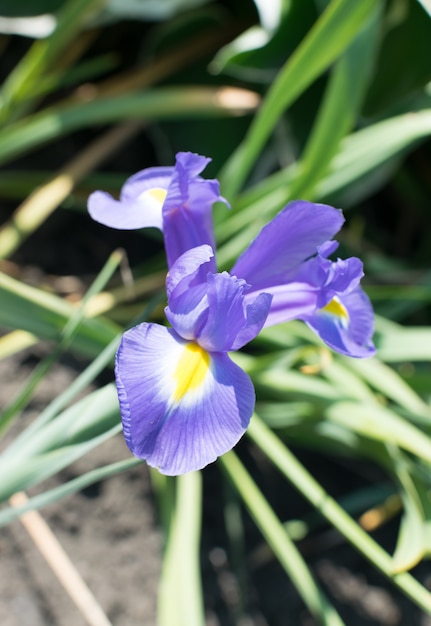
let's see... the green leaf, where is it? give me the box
[105,0,211,21]
[388,447,431,573]
[325,401,431,464]
[286,0,382,199]
[340,357,431,423]
[0,384,120,501]
[219,0,379,197]
[220,451,346,626]
[218,107,431,268]
[0,457,142,528]
[0,0,106,123]
[159,472,204,626]
[316,108,431,200]
[377,326,431,363]
[0,87,259,166]
[0,271,119,358]
[364,0,431,115]
[247,415,431,614]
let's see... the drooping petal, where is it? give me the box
[120,166,174,203]
[115,323,255,475]
[88,152,229,271]
[88,166,174,230]
[303,286,376,358]
[162,152,229,271]
[231,200,344,290]
[88,188,166,230]
[252,254,365,329]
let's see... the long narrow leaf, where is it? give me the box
[0,271,119,358]
[219,0,378,197]
[0,457,142,528]
[0,87,259,166]
[220,451,346,626]
[159,472,204,626]
[247,415,431,614]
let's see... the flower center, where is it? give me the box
[173,342,210,401]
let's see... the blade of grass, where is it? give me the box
[0,457,142,527]
[1,292,163,453]
[0,270,120,358]
[0,249,122,436]
[340,357,431,423]
[247,415,431,614]
[0,121,142,260]
[219,0,378,197]
[0,419,122,503]
[286,1,382,199]
[220,451,346,626]
[325,401,431,463]
[0,87,259,167]
[0,0,106,124]
[0,329,37,359]
[217,107,431,268]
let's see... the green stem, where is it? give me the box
[220,452,346,626]
[247,415,431,614]
[159,472,205,626]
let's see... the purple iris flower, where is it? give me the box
[88,152,375,474]
[88,151,228,272]
[116,245,272,475]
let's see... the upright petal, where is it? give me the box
[231,201,344,290]
[165,246,213,341]
[315,256,364,309]
[115,323,255,475]
[162,152,229,270]
[166,245,214,298]
[303,286,376,358]
[197,272,272,352]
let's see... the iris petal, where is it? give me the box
[303,286,376,357]
[116,323,255,475]
[88,189,165,230]
[120,167,174,203]
[162,152,228,271]
[88,167,175,230]
[231,200,344,290]
[166,245,213,298]
[199,273,272,352]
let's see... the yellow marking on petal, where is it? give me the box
[321,297,349,319]
[148,187,167,204]
[173,343,210,402]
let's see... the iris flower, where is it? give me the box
[89,152,375,474]
[89,151,227,273]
